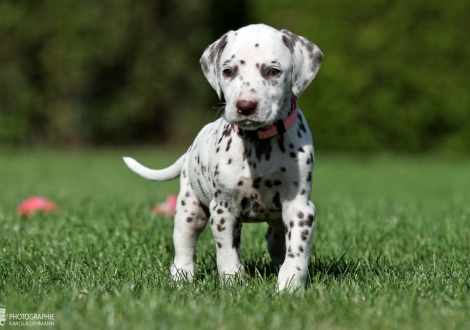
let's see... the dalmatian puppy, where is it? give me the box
[123,24,322,291]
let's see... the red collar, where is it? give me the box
[234,95,298,140]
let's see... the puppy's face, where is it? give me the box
[200,24,323,131]
[218,27,293,130]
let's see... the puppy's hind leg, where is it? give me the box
[171,190,209,282]
[265,223,286,267]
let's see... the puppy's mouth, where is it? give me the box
[233,119,269,131]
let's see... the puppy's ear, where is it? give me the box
[281,30,323,97]
[200,32,231,99]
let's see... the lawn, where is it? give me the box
[0,148,469,330]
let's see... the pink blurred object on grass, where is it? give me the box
[152,195,178,216]
[17,196,59,217]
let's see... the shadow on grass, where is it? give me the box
[243,250,388,286]
[309,250,389,285]
[193,248,389,287]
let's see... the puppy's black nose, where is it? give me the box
[236,100,258,116]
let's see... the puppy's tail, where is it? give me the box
[123,154,185,181]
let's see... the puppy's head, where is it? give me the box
[200,24,322,130]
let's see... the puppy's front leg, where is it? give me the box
[278,199,316,291]
[209,200,244,284]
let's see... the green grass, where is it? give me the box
[1,148,469,329]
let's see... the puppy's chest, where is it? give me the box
[188,121,311,220]
[209,128,294,220]
[232,172,286,221]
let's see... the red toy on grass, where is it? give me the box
[17,196,59,217]
[151,195,177,217]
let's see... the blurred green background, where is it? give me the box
[1,0,469,153]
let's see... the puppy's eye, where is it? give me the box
[223,68,234,77]
[267,68,281,77]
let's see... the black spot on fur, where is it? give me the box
[241,197,248,208]
[252,139,272,162]
[272,192,281,209]
[297,114,307,133]
[222,124,232,138]
[207,33,228,78]
[282,34,295,54]
[301,229,309,241]
[226,137,232,152]
[306,214,314,227]
[232,235,241,249]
